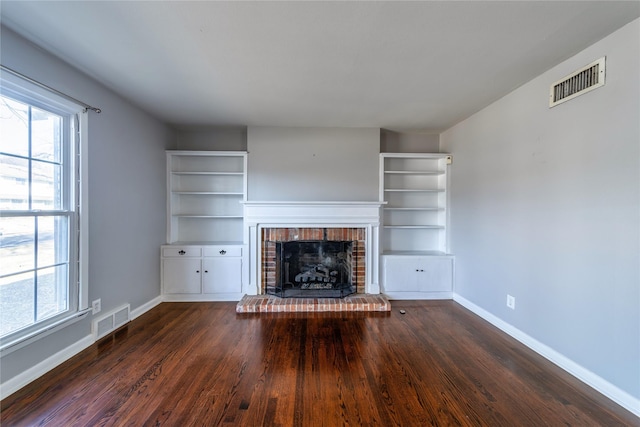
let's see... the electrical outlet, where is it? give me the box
[506,294,516,310]
[92,299,101,315]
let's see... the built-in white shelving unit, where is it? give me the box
[379,153,454,299]
[163,151,247,301]
[379,153,451,254]
[166,151,247,244]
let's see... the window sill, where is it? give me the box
[0,309,91,357]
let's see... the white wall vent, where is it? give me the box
[93,304,130,340]
[549,57,605,107]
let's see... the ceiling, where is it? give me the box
[2,1,639,131]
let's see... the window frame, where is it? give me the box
[0,72,89,355]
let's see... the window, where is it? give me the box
[0,74,88,349]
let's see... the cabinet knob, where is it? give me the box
[178,250,186,255]
[219,250,226,255]
[196,270,200,273]
[204,270,208,273]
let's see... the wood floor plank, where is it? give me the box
[1,301,637,426]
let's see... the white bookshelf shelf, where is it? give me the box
[384,189,445,192]
[384,170,445,175]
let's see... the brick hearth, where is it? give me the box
[236,294,391,313]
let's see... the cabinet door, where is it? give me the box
[202,257,242,293]
[163,258,201,294]
[417,257,453,292]
[383,257,420,292]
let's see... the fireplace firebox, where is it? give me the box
[261,227,366,297]
[268,240,356,298]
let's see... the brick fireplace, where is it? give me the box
[262,227,366,297]
[242,201,384,296]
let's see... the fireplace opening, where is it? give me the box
[268,240,356,298]
[261,227,366,297]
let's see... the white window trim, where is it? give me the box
[0,71,89,355]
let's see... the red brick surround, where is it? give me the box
[261,227,366,295]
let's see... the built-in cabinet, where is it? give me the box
[161,245,243,300]
[382,255,453,299]
[162,151,247,301]
[379,153,454,299]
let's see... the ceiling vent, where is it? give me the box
[549,57,605,107]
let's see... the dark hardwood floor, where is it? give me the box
[1,300,637,426]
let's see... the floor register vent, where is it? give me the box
[549,57,605,107]
[93,304,130,340]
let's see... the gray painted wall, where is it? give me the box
[247,126,380,201]
[380,129,440,153]
[0,27,173,384]
[175,127,247,151]
[441,19,639,398]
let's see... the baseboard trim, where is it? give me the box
[0,334,94,400]
[131,296,163,320]
[453,293,640,418]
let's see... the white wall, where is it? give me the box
[441,19,639,400]
[247,126,380,201]
[0,27,173,386]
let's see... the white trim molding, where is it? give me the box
[453,293,640,418]
[131,296,163,320]
[242,201,385,296]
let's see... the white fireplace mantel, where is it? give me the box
[242,201,385,295]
